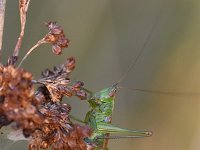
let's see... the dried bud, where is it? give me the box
[52,44,62,55]
[65,57,75,73]
[76,90,87,100]
[73,81,84,88]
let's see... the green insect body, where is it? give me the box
[84,84,152,150]
[82,3,165,149]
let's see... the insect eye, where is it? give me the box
[108,90,116,97]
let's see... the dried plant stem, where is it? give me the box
[13,0,30,57]
[18,38,46,67]
[0,0,6,62]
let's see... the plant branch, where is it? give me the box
[18,38,46,67]
[13,0,30,57]
[0,0,6,62]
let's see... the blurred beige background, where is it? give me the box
[2,0,200,150]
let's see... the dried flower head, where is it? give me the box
[0,64,93,149]
[45,21,70,55]
[18,22,70,67]
[29,102,93,150]
[36,57,87,102]
[0,65,43,135]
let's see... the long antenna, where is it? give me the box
[116,3,166,84]
[119,86,200,97]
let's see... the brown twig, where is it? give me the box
[18,38,46,67]
[0,0,6,63]
[13,0,30,57]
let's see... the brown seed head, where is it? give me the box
[37,57,87,102]
[29,102,93,150]
[0,65,43,134]
[44,22,70,55]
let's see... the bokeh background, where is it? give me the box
[1,0,200,149]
